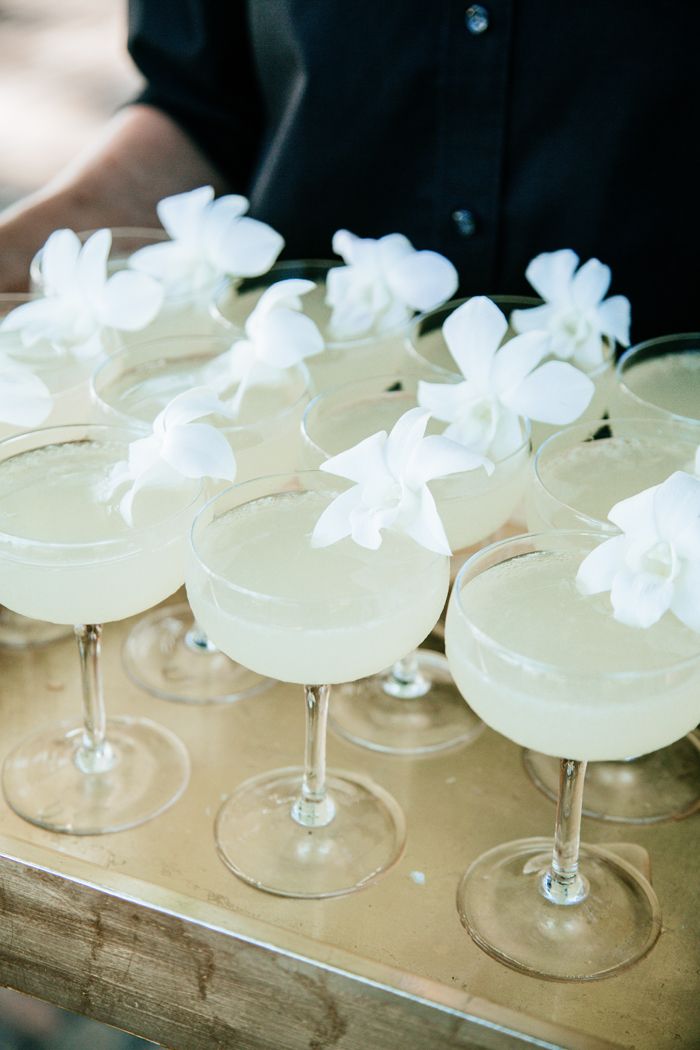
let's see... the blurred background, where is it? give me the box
[1,3,158,1046]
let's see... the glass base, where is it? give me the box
[457,837,661,981]
[2,716,190,834]
[215,766,406,898]
[329,650,484,755]
[523,736,700,824]
[122,602,273,704]
[0,607,71,649]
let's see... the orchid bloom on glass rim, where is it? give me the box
[311,406,493,556]
[510,249,631,370]
[128,186,284,296]
[576,470,700,632]
[417,296,594,457]
[203,279,324,414]
[326,229,458,339]
[105,386,237,524]
[0,230,163,359]
[0,351,53,428]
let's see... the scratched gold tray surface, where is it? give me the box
[0,594,698,1050]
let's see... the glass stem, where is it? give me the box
[74,624,116,774]
[291,684,336,828]
[382,650,431,699]
[540,758,589,905]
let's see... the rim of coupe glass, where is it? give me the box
[301,371,531,466]
[189,469,445,606]
[451,529,700,682]
[91,337,312,434]
[0,423,203,551]
[532,414,700,532]
[616,333,700,422]
[406,294,614,380]
[210,259,415,350]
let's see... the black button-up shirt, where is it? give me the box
[128,2,699,341]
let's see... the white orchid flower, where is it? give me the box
[326,229,458,339]
[1,230,163,358]
[511,249,631,370]
[0,351,53,427]
[577,471,700,631]
[129,186,284,295]
[417,296,594,457]
[311,406,493,555]
[107,386,237,524]
[204,279,323,415]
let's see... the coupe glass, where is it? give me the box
[405,296,616,449]
[0,292,97,649]
[187,471,451,897]
[0,424,201,834]
[301,371,530,754]
[446,532,700,979]
[31,227,228,345]
[92,333,311,703]
[524,415,700,822]
[614,333,700,422]
[212,260,413,392]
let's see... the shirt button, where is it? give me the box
[452,209,477,237]
[465,5,489,34]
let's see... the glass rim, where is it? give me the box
[210,259,417,349]
[615,333,700,423]
[532,414,700,531]
[0,423,203,551]
[301,370,531,466]
[189,468,446,605]
[91,336,312,433]
[451,529,700,681]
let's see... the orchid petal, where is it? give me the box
[442,297,507,389]
[491,331,551,396]
[98,270,164,331]
[161,423,236,480]
[596,295,631,346]
[0,298,59,345]
[571,258,611,309]
[417,378,475,423]
[500,360,594,424]
[670,561,700,632]
[158,386,233,430]
[386,250,458,312]
[570,330,606,371]
[310,486,360,547]
[253,307,324,367]
[385,407,431,478]
[40,229,81,295]
[398,485,451,556]
[376,233,414,269]
[209,215,284,277]
[332,229,359,264]
[350,502,397,550]
[128,241,193,286]
[652,471,700,550]
[610,567,674,628]
[608,484,658,536]
[576,535,628,594]
[509,303,556,335]
[252,279,317,320]
[0,366,53,426]
[76,229,110,301]
[411,435,493,483]
[157,185,214,242]
[525,250,579,302]
[320,430,388,484]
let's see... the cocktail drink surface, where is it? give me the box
[615,335,700,421]
[447,546,700,761]
[213,262,411,392]
[187,486,449,684]
[445,532,699,980]
[92,333,311,704]
[186,471,449,897]
[527,417,700,533]
[0,424,199,834]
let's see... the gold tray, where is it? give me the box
[0,596,698,1049]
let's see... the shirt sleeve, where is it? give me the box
[127,0,264,190]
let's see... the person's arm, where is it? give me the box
[0,104,232,292]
